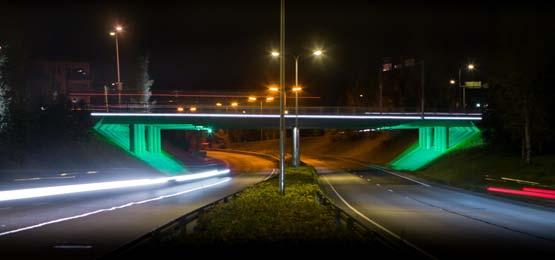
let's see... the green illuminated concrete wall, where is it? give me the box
[94,119,211,175]
[388,125,482,171]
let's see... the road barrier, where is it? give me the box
[103,181,250,258]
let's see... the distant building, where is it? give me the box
[26,61,93,106]
[380,57,422,110]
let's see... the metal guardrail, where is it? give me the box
[103,184,247,258]
[78,104,484,115]
[104,170,410,258]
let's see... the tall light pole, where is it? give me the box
[110,25,123,106]
[248,96,264,140]
[259,96,275,140]
[291,86,301,167]
[458,63,475,110]
[278,0,286,194]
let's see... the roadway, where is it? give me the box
[302,155,555,259]
[0,151,275,259]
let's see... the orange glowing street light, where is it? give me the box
[189,106,197,112]
[266,96,274,102]
[248,96,257,102]
[216,102,222,107]
[231,102,238,107]
[292,86,302,92]
[268,84,279,92]
[177,106,184,112]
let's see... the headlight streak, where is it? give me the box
[0,177,232,237]
[0,169,230,202]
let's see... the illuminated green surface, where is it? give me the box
[93,115,481,174]
[389,125,482,171]
[94,119,211,175]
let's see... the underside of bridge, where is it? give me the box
[92,114,482,174]
[94,120,212,175]
[387,124,482,171]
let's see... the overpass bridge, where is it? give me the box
[91,108,482,175]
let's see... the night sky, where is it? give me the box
[1,1,554,105]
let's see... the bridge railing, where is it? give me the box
[81,103,483,115]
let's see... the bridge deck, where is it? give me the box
[91,112,482,129]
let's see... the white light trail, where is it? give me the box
[0,177,232,237]
[423,116,482,120]
[0,169,230,202]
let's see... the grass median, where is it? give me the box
[123,166,385,256]
[175,166,365,247]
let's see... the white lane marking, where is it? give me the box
[322,175,436,260]
[323,156,431,188]
[263,169,278,181]
[388,189,394,193]
[0,177,232,237]
[53,245,93,249]
[14,176,75,182]
[369,166,431,187]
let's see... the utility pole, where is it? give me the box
[458,68,462,110]
[378,67,383,113]
[420,60,425,116]
[278,0,286,194]
[104,85,109,112]
[260,100,263,141]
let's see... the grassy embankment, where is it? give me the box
[413,146,555,191]
[0,133,147,171]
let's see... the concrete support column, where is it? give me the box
[146,126,161,153]
[419,127,433,149]
[434,127,449,152]
[130,124,146,154]
[292,126,300,167]
[129,124,135,152]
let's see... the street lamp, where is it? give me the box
[268,84,279,93]
[109,25,124,106]
[292,86,302,125]
[449,79,456,85]
[458,63,476,110]
[271,49,323,167]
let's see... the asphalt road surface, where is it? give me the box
[302,155,555,259]
[0,151,276,259]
